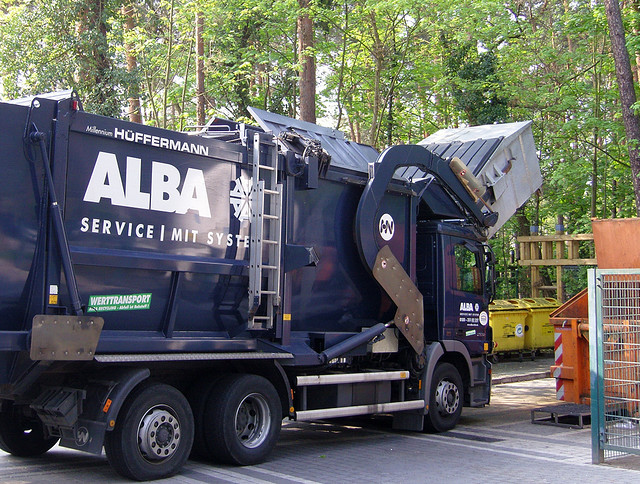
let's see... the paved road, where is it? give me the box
[1,371,640,483]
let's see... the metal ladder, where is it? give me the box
[248,132,283,329]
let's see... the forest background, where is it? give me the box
[1,0,638,300]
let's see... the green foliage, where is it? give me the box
[200,0,299,119]
[0,0,128,117]
[442,38,508,126]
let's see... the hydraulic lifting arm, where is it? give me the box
[353,144,499,355]
[355,144,498,272]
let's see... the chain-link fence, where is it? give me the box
[590,269,640,463]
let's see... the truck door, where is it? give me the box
[444,237,490,357]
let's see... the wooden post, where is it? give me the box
[521,240,531,261]
[530,226,540,297]
[541,241,553,259]
[556,217,565,303]
[531,267,541,298]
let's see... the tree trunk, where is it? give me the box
[632,1,640,82]
[297,0,315,123]
[563,0,574,53]
[335,0,349,131]
[591,54,600,218]
[122,4,142,123]
[196,11,206,127]
[179,37,194,131]
[604,0,640,215]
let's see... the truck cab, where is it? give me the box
[416,221,494,419]
[418,221,493,357]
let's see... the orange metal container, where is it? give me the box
[592,218,640,269]
[549,289,590,404]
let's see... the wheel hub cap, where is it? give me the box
[235,393,271,449]
[435,379,459,416]
[138,406,181,461]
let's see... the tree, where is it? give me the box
[298,0,316,122]
[441,38,508,126]
[122,3,142,123]
[603,0,640,215]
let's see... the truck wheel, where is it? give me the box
[104,383,194,481]
[0,402,58,456]
[424,363,463,432]
[186,377,220,459]
[204,374,281,465]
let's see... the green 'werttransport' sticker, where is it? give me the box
[87,293,152,312]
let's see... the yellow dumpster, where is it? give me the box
[520,297,560,357]
[488,299,527,359]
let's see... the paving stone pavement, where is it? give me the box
[491,352,554,384]
[1,356,639,483]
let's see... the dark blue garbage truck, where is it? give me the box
[0,91,542,480]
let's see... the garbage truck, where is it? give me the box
[0,91,542,480]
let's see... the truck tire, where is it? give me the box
[424,362,463,432]
[104,383,194,481]
[186,377,220,459]
[203,374,281,465]
[0,402,58,456]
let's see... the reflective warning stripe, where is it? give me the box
[556,378,565,400]
[554,331,564,400]
[554,331,563,366]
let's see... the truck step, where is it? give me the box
[295,399,425,421]
[296,370,411,386]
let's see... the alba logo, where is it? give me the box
[460,302,474,311]
[83,152,211,217]
[379,213,395,241]
[229,176,253,222]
